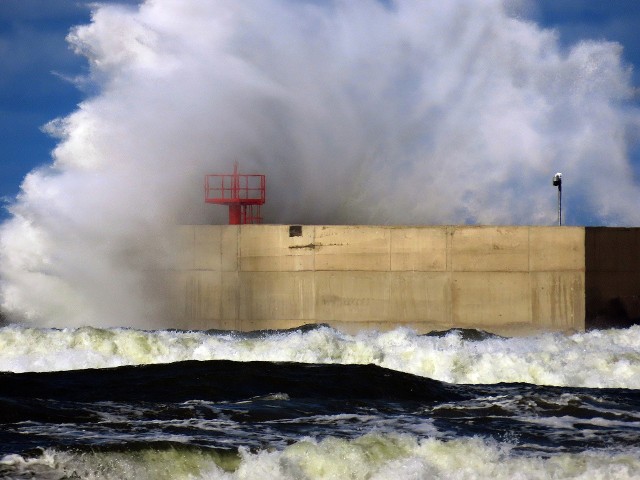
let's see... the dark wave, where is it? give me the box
[1,360,639,458]
[202,322,334,338]
[423,328,505,341]
[0,360,460,456]
[0,360,460,406]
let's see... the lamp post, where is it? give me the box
[552,173,562,226]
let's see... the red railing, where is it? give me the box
[204,163,266,224]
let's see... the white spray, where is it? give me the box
[1,0,640,327]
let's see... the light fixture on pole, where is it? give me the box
[552,172,562,226]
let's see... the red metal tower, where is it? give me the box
[204,162,266,224]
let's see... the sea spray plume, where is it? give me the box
[1,0,640,327]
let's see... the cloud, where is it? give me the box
[1,0,640,327]
[531,0,640,80]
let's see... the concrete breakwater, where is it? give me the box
[169,225,640,335]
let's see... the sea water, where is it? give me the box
[0,324,639,479]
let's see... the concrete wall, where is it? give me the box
[585,228,640,327]
[170,225,586,335]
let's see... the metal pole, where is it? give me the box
[553,173,562,226]
[558,183,562,226]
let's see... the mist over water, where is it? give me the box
[2,0,640,327]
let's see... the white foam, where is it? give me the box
[2,435,640,480]
[1,324,640,389]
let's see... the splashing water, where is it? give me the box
[1,0,640,327]
[1,324,639,389]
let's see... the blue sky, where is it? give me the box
[1,0,640,222]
